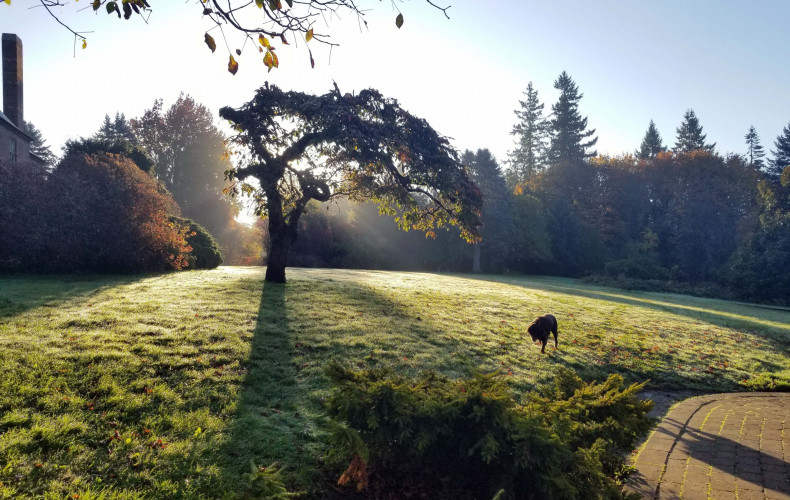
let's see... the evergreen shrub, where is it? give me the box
[170,216,223,269]
[325,363,653,500]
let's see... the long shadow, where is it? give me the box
[455,274,790,340]
[0,273,150,319]
[648,411,790,498]
[219,274,510,496]
[220,280,331,496]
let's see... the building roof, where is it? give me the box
[0,109,32,141]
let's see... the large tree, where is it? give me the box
[131,95,240,254]
[744,125,766,170]
[16,0,450,73]
[508,82,549,185]
[219,83,482,283]
[636,120,666,160]
[547,71,598,164]
[673,109,716,153]
[769,122,790,178]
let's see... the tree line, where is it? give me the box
[282,72,790,304]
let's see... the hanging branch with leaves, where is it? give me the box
[6,0,451,73]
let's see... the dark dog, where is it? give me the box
[527,314,558,354]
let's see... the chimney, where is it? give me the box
[2,33,23,129]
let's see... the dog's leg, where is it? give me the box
[552,330,558,350]
[540,339,546,354]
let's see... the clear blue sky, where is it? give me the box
[3,0,790,165]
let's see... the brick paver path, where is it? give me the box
[627,393,790,500]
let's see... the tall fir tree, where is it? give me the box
[22,121,58,168]
[112,112,136,144]
[769,122,790,178]
[547,71,597,164]
[508,82,548,185]
[744,125,766,170]
[636,120,666,159]
[94,114,115,141]
[93,113,136,143]
[673,109,716,153]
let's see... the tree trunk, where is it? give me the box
[265,223,293,283]
[472,243,481,273]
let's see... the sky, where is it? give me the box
[3,0,790,172]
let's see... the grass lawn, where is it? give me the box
[1,267,788,498]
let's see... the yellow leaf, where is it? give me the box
[305,28,313,42]
[3,0,10,5]
[263,51,273,71]
[255,0,264,8]
[82,39,87,49]
[204,33,216,53]
[258,34,270,48]
[228,55,239,75]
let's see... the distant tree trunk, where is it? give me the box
[472,243,481,273]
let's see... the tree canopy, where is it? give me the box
[547,71,598,163]
[220,83,482,282]
[769,122,790,178]
[674,109,716,153]
[509,82,549,185]
[22,121,58,168]
[636,120,666,160]
[744,125,766,170]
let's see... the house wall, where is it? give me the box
[0,122,36,165]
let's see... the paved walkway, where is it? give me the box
[627,393,790,500]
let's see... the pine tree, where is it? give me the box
[744,125,765,170]
[113,112,136,143]
[769,122,790,178]
[508,82,548,184]
[673,109,716,153]
[636,120,666,159]
[547,71,597,164]
[22,121,57,167]
[94,114,115,141]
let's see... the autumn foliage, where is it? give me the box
[0,153,192,273]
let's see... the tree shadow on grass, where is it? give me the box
[458,274,790,341]
[219,275,501,496]
[220,280,329,496]
[0,274,148,319]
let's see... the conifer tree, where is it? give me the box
[94,114,115,141]
[22,121,58,168]
[769,122,790,178]
[744,125,766,170]
[636,120,666,159]
[547,71,597,164]
[673,109,716,153]
[94,113,136,143]
[112,112,137,144]
[509,82,548,184]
